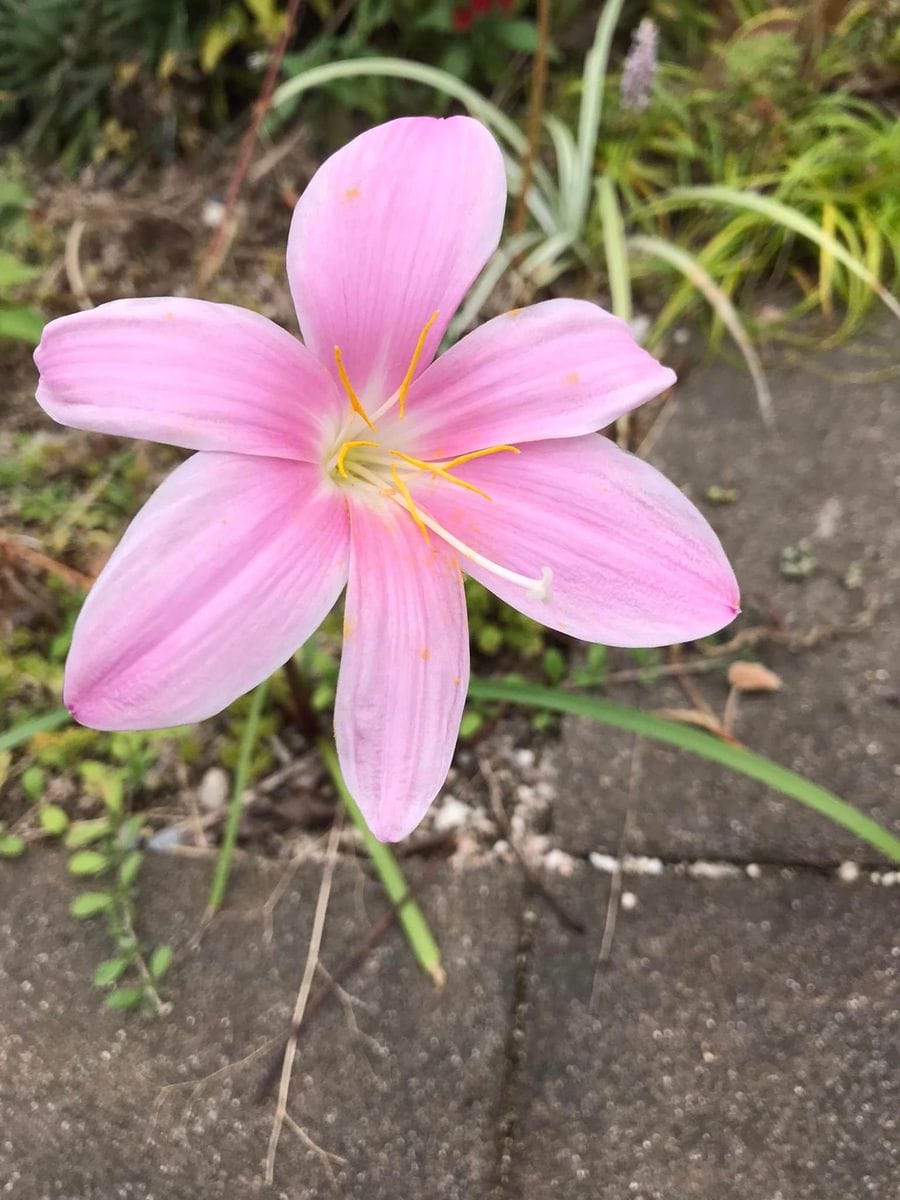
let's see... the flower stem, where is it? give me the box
[317,738,445,988]
[205,680,269,918]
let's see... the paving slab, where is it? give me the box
[552,322,900,864]
[508,863,899,1199]
[0,852,523,1199]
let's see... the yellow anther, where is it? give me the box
[397,311,439,419]
[390,465,431,546]
[335,439,379,478]
[441,444,520,470]
[389,450,492,501]
[333,346,376,432]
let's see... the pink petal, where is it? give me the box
[419,435,739,646]
[66,453,349,729]
[287,116,505,406]
[400,299,676,459]
[35,298,343,460]
[334,497,469,842]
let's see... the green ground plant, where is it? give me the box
[273,0,899,423]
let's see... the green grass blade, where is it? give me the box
[318,738,444,986]
[597,176,631,323]
[572,0,626,234]
[205,681,269,916]
[629,233,775,428]
[661,185,900,322]
[467,680,900,863]
[0,707,71,752]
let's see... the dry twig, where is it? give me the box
[264,811,342,1185]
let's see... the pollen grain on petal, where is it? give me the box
[344,187,361,200]
[564,370,580,385]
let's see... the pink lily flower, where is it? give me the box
[34,117,738,841]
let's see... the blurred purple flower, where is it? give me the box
[621,17,658,113]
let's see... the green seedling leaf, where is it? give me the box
[69,891,113,918]
[39,805,69,836]
[65,818,111,848]
[68,850,109,876]
[118,851,142,889]
[0,833,26,858]
[92,957,130,986]
[22,766,45,799]
[104,986,145,1010]
[148,945,173,981]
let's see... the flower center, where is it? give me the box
[325,314,553,604]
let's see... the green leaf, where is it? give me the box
[493,18,539,53]
[64,818,111,848]
[0,708,70,753]
[21,765,45,799]
[657,185,900,324]
[206,682,268,916]
[69,891,113,918]
[630,234,774,428]
[467,680,900,863]
[39,805,69,836]
[200,4,248,73]
[459,710,484,739]
[148,945,173,981]
[319,738,444,986]
[597,177,632,323]
[118,851,142,889]
[0,306,45,344]
[104,986,145,1010]
[0,833,26,858]
[0,250,40,287]
[68,849,109,876]
[92,957,130,986]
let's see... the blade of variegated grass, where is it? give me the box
[205,681,269,916]
[317,738,444,987]
[0,706,70,752]
[571,0,625,234]
[654,186,900,322]
[629,233,775,428]
[597,176,632,323]
[448,231,542,339]
[467,680,900,864]
[272,57,559,236]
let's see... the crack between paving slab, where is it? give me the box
[490,893,537,1200]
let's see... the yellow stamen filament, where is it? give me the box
[333,346,376,431]
[389,450,492,501]
[389,465,431,545]
[335,439,379,478]
[397,311,439,419]
[441,445,520,469]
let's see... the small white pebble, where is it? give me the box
[621,891,638,911]
[589,852,619,874]
[745,863,762,879]
[543,848,575,877]
[622,854,664,876]
[514,748,535,769]
[837,861,860,883]
[688,861,741,880]
[433,797,470,833]
[199,767,229,812]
